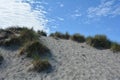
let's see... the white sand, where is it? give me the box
[0,36,120,80]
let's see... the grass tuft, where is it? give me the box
[19,40,50,58]
[19,28,39,43]
[49,32,70,40]
[32,59,51,72]
[71,33,85,43]
[37,30,47,37]
[86,35,111,49]
[111,42,120,52]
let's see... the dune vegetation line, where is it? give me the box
[0,26,120,73]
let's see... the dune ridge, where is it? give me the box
[0,36,120,80]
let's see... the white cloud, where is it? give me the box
[0,0,49,32]
[112,6,120,15]
[57,17,64,21]
[73,14,82,17]
[57,2,64,8]
[71,9,82,18]
[51,26,57,29]
[60,4,64,7]
[87,0,120,18]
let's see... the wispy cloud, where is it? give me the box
[72,14,82,17]
[57,17,64,21]
[87,0,120,18]
[56,2,64,8]
[71,9,82,19]
[60,4,64,7]
[0,0,49,32]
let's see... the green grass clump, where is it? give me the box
[0,27,39,46]
[86,36,93,45]
[50,32,64,39]
[37,30,47,37]
[0,27,52,72]
[86,35,111,49]
[50,32,70,40]
[0,54,4,65]
[111,42,120,52]
[71,33,85,43]
[6,26,29,33]
[64,32,70,39]
[19,40,50,58]
[19,28,39,43]
[32,59,51,72]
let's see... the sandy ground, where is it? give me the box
[0,36,120,80]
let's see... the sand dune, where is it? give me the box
[0,36,120,80]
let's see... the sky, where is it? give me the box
[0,0,120,42]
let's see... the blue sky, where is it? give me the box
[43,0,120,43]
[0,0,120,42]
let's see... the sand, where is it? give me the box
[0,36,120,80]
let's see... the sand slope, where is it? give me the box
[0,36,120,80]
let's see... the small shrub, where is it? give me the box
[37,30,47,37]
[93,35,111,49]
[21,40,49,58]
[86,35,111,49]
[50,32,70,40]
[32,59,51,72]
[0,54,4,65]
[49,33,55,37]
[64,32,70,39]
[6,26,28,33]
[49,32,63,39]
[86,36,93,45]
[71,33,85,43]
[54,32,64,38]
[111,42,120,52]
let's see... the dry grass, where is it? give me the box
[19,40,50,58]
[32,59,51,72]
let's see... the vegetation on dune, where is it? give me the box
[1,26,120,73]
[86,36,93,45]
[49,32,120,52]
[86,35,120,52]
[37,30,47,37]
[49,32,70,40]
[32,59,51,72]
[49,32,64,39]
[0,27,39,46]
[19,28,39,43]
[0,26,51,72]
[19,40,50,58]
[71,33,85,43]
[86,35,111,49]
[3,36,21,46]
[111,42,120,52]
[64,32,70,39]
[16,27,51,72]
[5,26,29,33]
